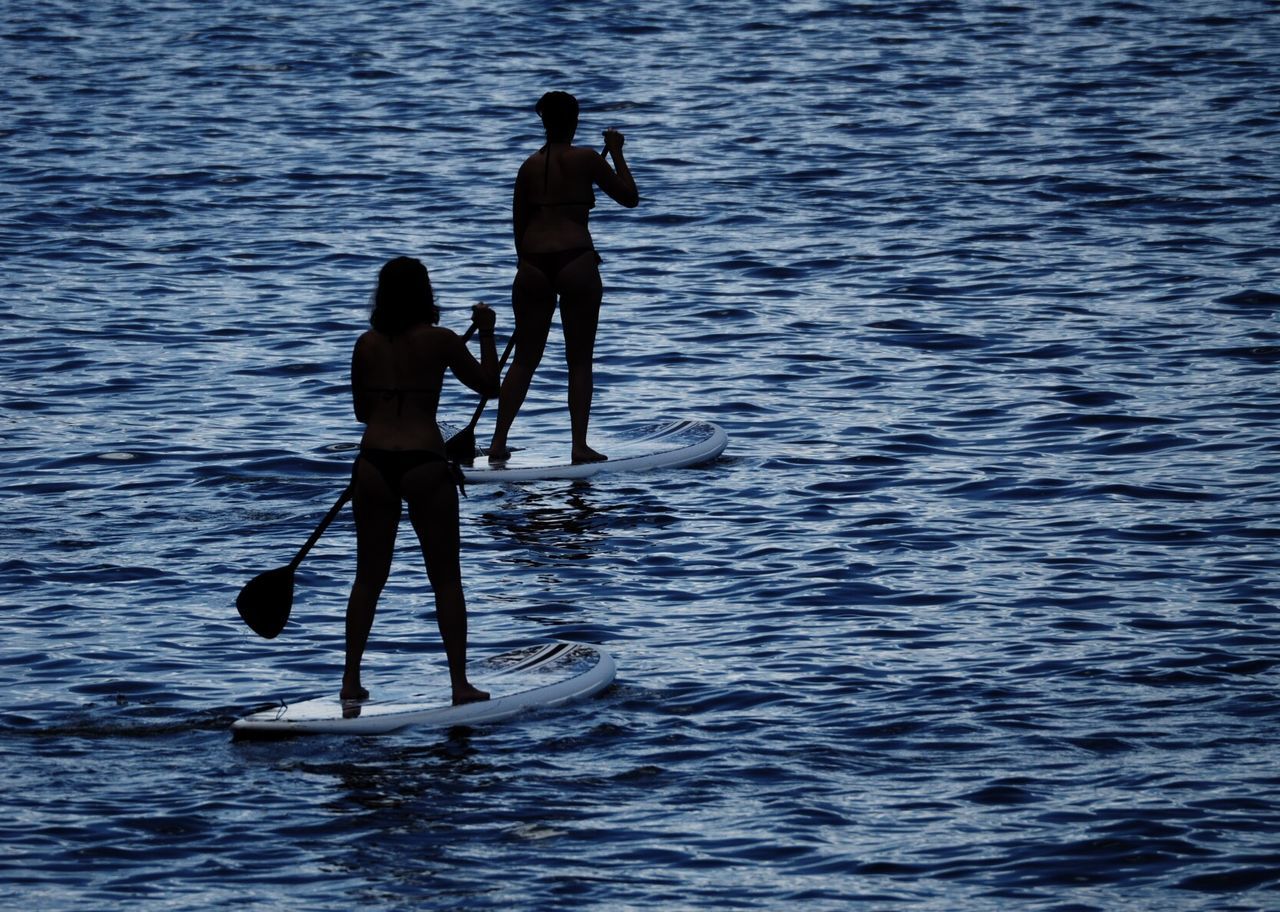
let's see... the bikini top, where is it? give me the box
[357,327,445,416]
[358,385,439,417]
[532,144,595,211]
[530,193,594,210]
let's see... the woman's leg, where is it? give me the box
[489,262,555,460]
[342,459,400,700]
[404,463,489,705]
[558,253,606,463]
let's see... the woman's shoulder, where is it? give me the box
[519,144,600,169]
[355,324,452,348]
[354,328,383,352]
[517,150,545,175]
[414,322,456,338]
[568,144,603,165]
[405,323,462,351]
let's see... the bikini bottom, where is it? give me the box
[521,247,601,284]
[358,448,465,496]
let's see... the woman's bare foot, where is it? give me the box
[340,684,369,702]
[452,683,490,706]
[487,445,511,463]
[572,445,607,465]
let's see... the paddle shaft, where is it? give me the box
[287,483,353,571]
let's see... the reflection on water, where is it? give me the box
[476,481,674,563]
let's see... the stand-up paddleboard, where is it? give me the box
[445,418,727,483]
[232,642,614,737]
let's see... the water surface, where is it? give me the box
[2,1,1279,909]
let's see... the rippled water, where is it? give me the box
[3,0,1279,908]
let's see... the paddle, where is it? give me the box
[236,482,353,639]
[237,312,496,638]
[445,329,516,465]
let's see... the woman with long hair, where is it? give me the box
[344,256,499,705]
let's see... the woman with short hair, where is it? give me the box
[488,91,639,464]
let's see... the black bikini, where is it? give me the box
[522,146,601,284]
[356,382,461,494]
[521,247,601,283]
[359,448,466,497]
[361,385,437,417]
[355,339,464,494]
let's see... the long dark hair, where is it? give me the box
[370,256,438,335]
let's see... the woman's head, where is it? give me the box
[370,256,438,335]
[536,91,579,142]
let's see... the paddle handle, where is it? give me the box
[288,484,353,571]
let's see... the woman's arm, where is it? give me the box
[351,334,371,423]
[593,130,639,208]
[447,305,500,397]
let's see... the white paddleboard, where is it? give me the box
[452,418,727,483]
[232,642,614,737]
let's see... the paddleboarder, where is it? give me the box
[344,256,498,705]
[487,90,639,465]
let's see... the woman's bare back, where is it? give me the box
[353,325,487,452]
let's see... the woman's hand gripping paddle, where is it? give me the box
[445,309,515,465]
[236,483,353,639]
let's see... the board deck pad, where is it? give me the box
[232,642,614,737]
[443,418,727,483]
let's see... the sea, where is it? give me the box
[2,0,1278,909]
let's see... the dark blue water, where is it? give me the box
[3,1,1279,908]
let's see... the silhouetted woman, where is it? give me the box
[488,91,639,464]
[345,256,498,705]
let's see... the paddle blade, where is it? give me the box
[445,426,476,465]
[236,566,295,639]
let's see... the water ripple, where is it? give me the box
[2,0,1279,909]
